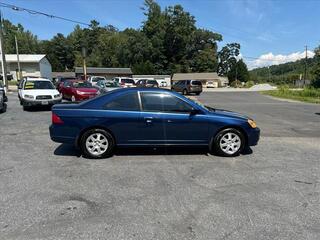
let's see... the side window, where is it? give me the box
[104,92,140,111]
[140,92,193,113]
[63,81,71,87]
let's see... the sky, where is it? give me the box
[1,0,320,69]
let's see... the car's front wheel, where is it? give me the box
[80,129,115,159]
[212,128,245,157]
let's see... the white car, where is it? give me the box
[18,78,62,110]
[87,76,106,86]
[206,81,218,88]
[112,77,136,88]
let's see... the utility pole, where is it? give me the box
[304,45,308,86]
[0,11,8,91]
[15,35,22,80]
[82,47,87,80]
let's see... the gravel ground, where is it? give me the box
[0,92,319,240]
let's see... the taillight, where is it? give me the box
[52,113,64,124]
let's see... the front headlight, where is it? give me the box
[54,94,61,98]
[248,119,257,128]
[76,90,85,95]
[24,94,34,99]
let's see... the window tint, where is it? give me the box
[140,92,193,113]
[191,80,202,86]
[104,92,140,111]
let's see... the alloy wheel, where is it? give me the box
[219,132,241,155]
[85,133,109,156]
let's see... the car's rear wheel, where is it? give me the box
[80,129,115,159]
[183,89,188,95]
[212,128,245,157]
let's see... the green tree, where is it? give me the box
[312,46,320,88]
[217,43,240,76]
[40,33,74,71]
[228,59,249,83]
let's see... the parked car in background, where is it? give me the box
[206,81,218,88]
[0,81,7,113]
[59,80,99,102]
[50,88,260,159]
[135,79,159,88]
[113,77,136,88]
[160,81,168,87]
[55,77,78,91]
[87,76,107,86]
[17,78,62,110]
[171,80,203,95]
[96,80,121,93]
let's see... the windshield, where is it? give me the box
[147,80,157,84]
[24,81,55,90]
[72,81,93,88]
[121,79,135,84]
[92,77,105,82]
[105,81,120,87]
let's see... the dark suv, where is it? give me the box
[171,80,202,95]
[0,81,8,113]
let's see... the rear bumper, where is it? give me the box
[247,127,260,146]
[49,125,76,144]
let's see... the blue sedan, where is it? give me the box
[50,88,260,158]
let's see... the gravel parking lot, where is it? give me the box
[0,92,319,240]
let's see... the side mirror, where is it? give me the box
[190,109,202,115]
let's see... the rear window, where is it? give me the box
[121,79,135,84]
[147,80,158,84]
[191,81,202,86]
[104,92,140,111]
[72,81,93,88]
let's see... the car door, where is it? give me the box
[142,92,209,145]
[62,81,72,99]
[100,91,143,145]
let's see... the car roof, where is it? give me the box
[25,78,51,81]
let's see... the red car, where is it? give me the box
[59,80,99,102]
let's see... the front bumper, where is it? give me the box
[76,94,97,101]
[247,127,260,146]
[22,98,62,106]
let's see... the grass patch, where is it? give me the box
[8,80,18,86]
[262,87,320,104]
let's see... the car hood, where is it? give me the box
[22,89,59,96]
[209,108,249,120]
[74,88,97,93]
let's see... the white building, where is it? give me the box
[0,54,52,80]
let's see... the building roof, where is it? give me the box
[52,72,76,78]
[172,72,219,81]
[75,67,132,75]
[132,75,171,78]
[3,54,47,63]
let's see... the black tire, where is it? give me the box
[195,92,200,96]
[23,105,29,111]
[80,128,115,159]
[182,89,188,95]
[212,128,245,157]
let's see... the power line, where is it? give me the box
[0,2,91,27]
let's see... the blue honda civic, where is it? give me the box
[49,88,260,158]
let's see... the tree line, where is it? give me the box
[2,0,250,83]
[250,47,320,87]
